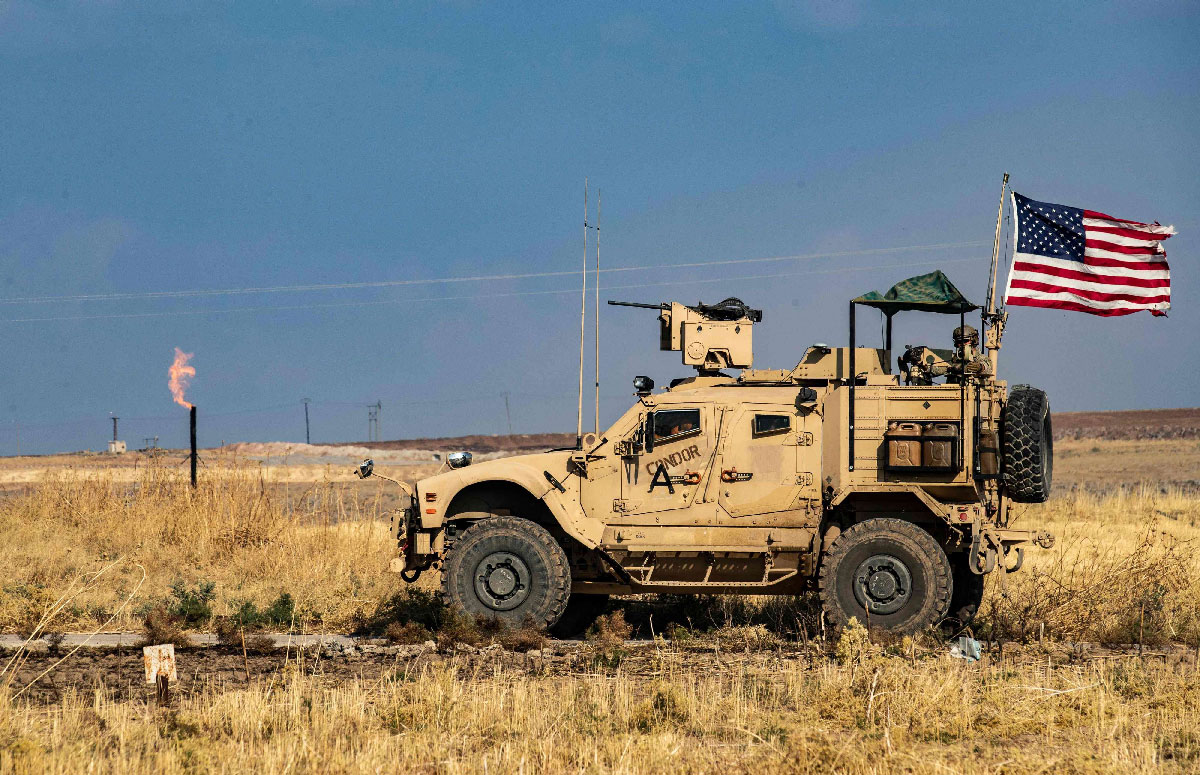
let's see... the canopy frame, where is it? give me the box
[847,271,977,474]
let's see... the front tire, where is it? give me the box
[441,517,571,628]
[819,518,952,635]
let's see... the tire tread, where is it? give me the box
[1002,385,1053,503]
[818,518,952,635]
[440,516,571,628]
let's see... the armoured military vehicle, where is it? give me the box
[357,269,1054,636]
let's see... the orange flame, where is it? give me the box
[168,347,195,409]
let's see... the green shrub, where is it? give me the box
[168,581,216,627]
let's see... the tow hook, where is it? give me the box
[967,531,997,575]
[1003,545,1024,573]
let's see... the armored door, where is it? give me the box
[715,404,817,519]
[613,405,718,523]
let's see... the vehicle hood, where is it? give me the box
[415,449,574,496]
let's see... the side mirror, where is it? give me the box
[447,451,473,469]
[356,458,375,479]
[795,387,818,410]
[644,413,655,453]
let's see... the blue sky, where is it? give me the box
[1,1,1196,454]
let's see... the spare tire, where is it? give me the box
[1002,385,1053,503]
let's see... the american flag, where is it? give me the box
[1004,192,1175,317]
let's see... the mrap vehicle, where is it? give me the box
[357,270,1054,636]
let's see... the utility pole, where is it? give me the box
[302,398,311,445]
[189,406,197,488]
[367,401,382,443]
[502,392,513,436]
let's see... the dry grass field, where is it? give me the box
[1,433,1199,773]
[3,647,1199,774]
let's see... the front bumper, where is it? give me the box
[389,494,441,578]
[389,494,415,574]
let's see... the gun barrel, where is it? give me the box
[607,300,669,310]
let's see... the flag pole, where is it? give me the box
[985,172,1009,316]
[984,172,1009,374]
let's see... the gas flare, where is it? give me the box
[168,348,195,409]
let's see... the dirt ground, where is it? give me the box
[5,639,1194,706]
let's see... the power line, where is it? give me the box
[0,396,524,435]
[0,240,987,306]
[1,255,983,324]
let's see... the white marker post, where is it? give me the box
[143,644,177,704]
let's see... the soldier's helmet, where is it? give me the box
[953,325,979,348]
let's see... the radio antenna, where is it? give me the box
[593,189,601,436]
[575,178,588,450]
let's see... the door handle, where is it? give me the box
[720,468,753,483]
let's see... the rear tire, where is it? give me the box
[1002,385,1053,503]
[549,593,609,638]
[819,518,952,635]
[440,517,571,629]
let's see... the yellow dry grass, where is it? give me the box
[1,441,1198,641]
[2,652,1200,773]
[990,483,1200,644]
[1,439,1199,773]
[0,459,406,633]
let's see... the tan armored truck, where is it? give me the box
[357,270,1054,636]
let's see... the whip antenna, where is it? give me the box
[594,189,601,436]
[576,179,588,450]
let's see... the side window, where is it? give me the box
[653,409,701,443]
[753,414,791,437]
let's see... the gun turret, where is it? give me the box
[608,297,760,374]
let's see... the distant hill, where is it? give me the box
[321,432,578,455]
[1052,408,1200,441]
[326,407,1200,454]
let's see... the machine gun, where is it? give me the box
[608,298,762,374]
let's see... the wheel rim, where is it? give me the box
[852,554,913,615]
[473,551,532,611]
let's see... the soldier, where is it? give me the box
[950,325,991,381]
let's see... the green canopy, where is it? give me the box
[852,270,978,315]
